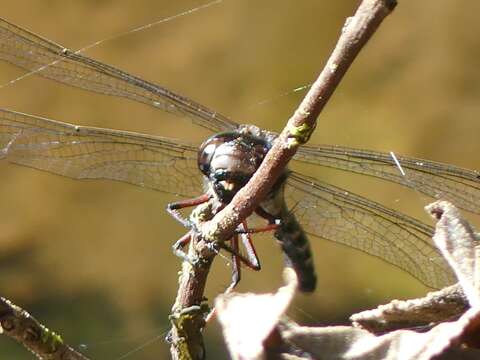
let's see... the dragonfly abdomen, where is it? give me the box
[274,213,317,292]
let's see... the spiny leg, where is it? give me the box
[206,221,267,323]
[204,235,242,324]
[219,221,262,271]
[206,234,248,323]
[226,234,241,294]
[233,209,281,235]
[166,193,210,227]
[220,241,261,271]
[255,207,278,224]
[238,221,261,270]
[235,223,280,235]
[172,231,200,265]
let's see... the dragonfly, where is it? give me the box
[0,17,479,292]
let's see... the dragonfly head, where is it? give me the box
[198,131,270,202]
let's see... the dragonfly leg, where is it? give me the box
[238,221,261,270]
[255,207,280,224]
[226,234,241,293]
[234,209,281,235]
[234,222,280,234]
[219,222,261,271]
[172,231,199,265]
[166,193,210,228]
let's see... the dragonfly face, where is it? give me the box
[198,130,271,202]
[1,16,479,292]
[193,127,318,291]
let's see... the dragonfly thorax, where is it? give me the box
[197,131,271,202]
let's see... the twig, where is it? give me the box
[169,0,397,359]
[0,296,89,360]
[168,231,214,360]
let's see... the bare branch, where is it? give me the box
[0,297,89,360]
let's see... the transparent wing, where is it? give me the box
[285,171,456,289]
[2,16,478,211]
[295,144,480,214]
[0,17,237,133]
[0,108,203,198]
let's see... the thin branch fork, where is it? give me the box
[169,0,397,359]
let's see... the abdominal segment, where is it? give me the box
[274,211,317,292]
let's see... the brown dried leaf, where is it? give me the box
[216,202,480,359]
[351,284,468,333]
[215,268,298,360]
[426,201,480,305]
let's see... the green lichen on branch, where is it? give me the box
[286,121,315,148]
[169,304,210,360]
[0,297,89,360]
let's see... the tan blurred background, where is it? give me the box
[0,0,479,358]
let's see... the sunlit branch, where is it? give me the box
[169,0,398,359]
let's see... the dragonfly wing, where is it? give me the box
[0,108,203,198]
[0,17,238,133]
[294,144,480,214]
[285,171,456,289]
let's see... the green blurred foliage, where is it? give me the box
[0,0,479,358]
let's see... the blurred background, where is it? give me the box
[0,0,479,358]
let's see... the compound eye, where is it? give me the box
[197,133,239,176]
[198,141,216,175]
